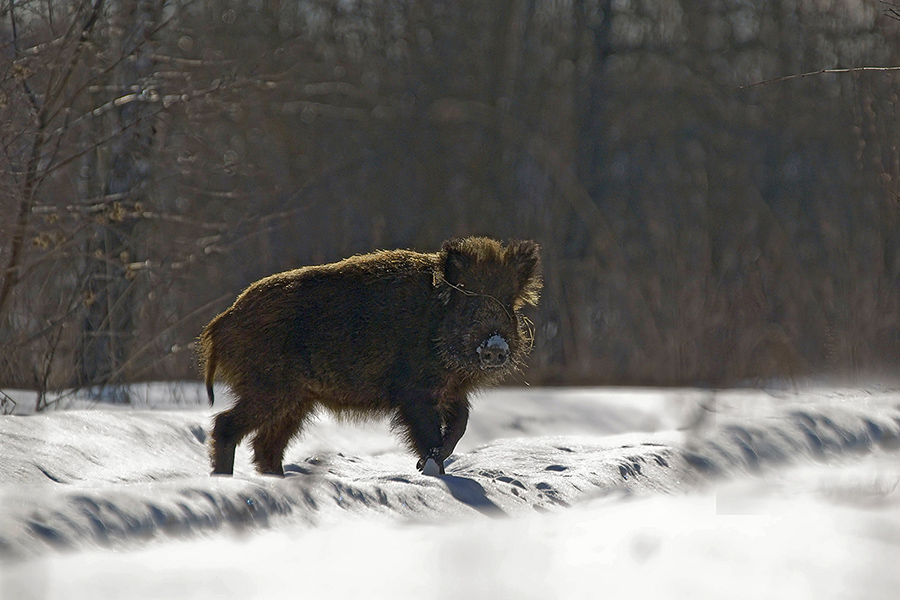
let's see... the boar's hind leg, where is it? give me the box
[250,405,311,477]
[393,397,445,475]
[210,403,262,475]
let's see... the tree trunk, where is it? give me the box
[77,0,158,400]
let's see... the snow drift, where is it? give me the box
[1,386,899,599]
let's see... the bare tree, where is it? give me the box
[3,0,900,407]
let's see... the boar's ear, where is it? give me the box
[506,239,542,307]
[439,238,472,287]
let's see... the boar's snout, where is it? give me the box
[478,334,510,368]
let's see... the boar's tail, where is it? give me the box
[205,356,216,406]
[203,338,217,406]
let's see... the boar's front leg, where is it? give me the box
[393,392,445,475]
[440,400,469,461]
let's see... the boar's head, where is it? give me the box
[434,237,542,380]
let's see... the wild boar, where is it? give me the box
[199,236,541,476]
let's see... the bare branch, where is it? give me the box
[740,66,900,89]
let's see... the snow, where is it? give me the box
[421,457,442,476]
[1,385,900,599]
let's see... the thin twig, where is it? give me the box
[740,66,900,89]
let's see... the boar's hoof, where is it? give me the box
[478,334,510,368]
[417,448,445,476]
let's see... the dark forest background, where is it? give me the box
[2,0,900,407]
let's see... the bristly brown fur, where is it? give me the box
[199,237,541,476]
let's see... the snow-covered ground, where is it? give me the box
[1,385,899,599]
